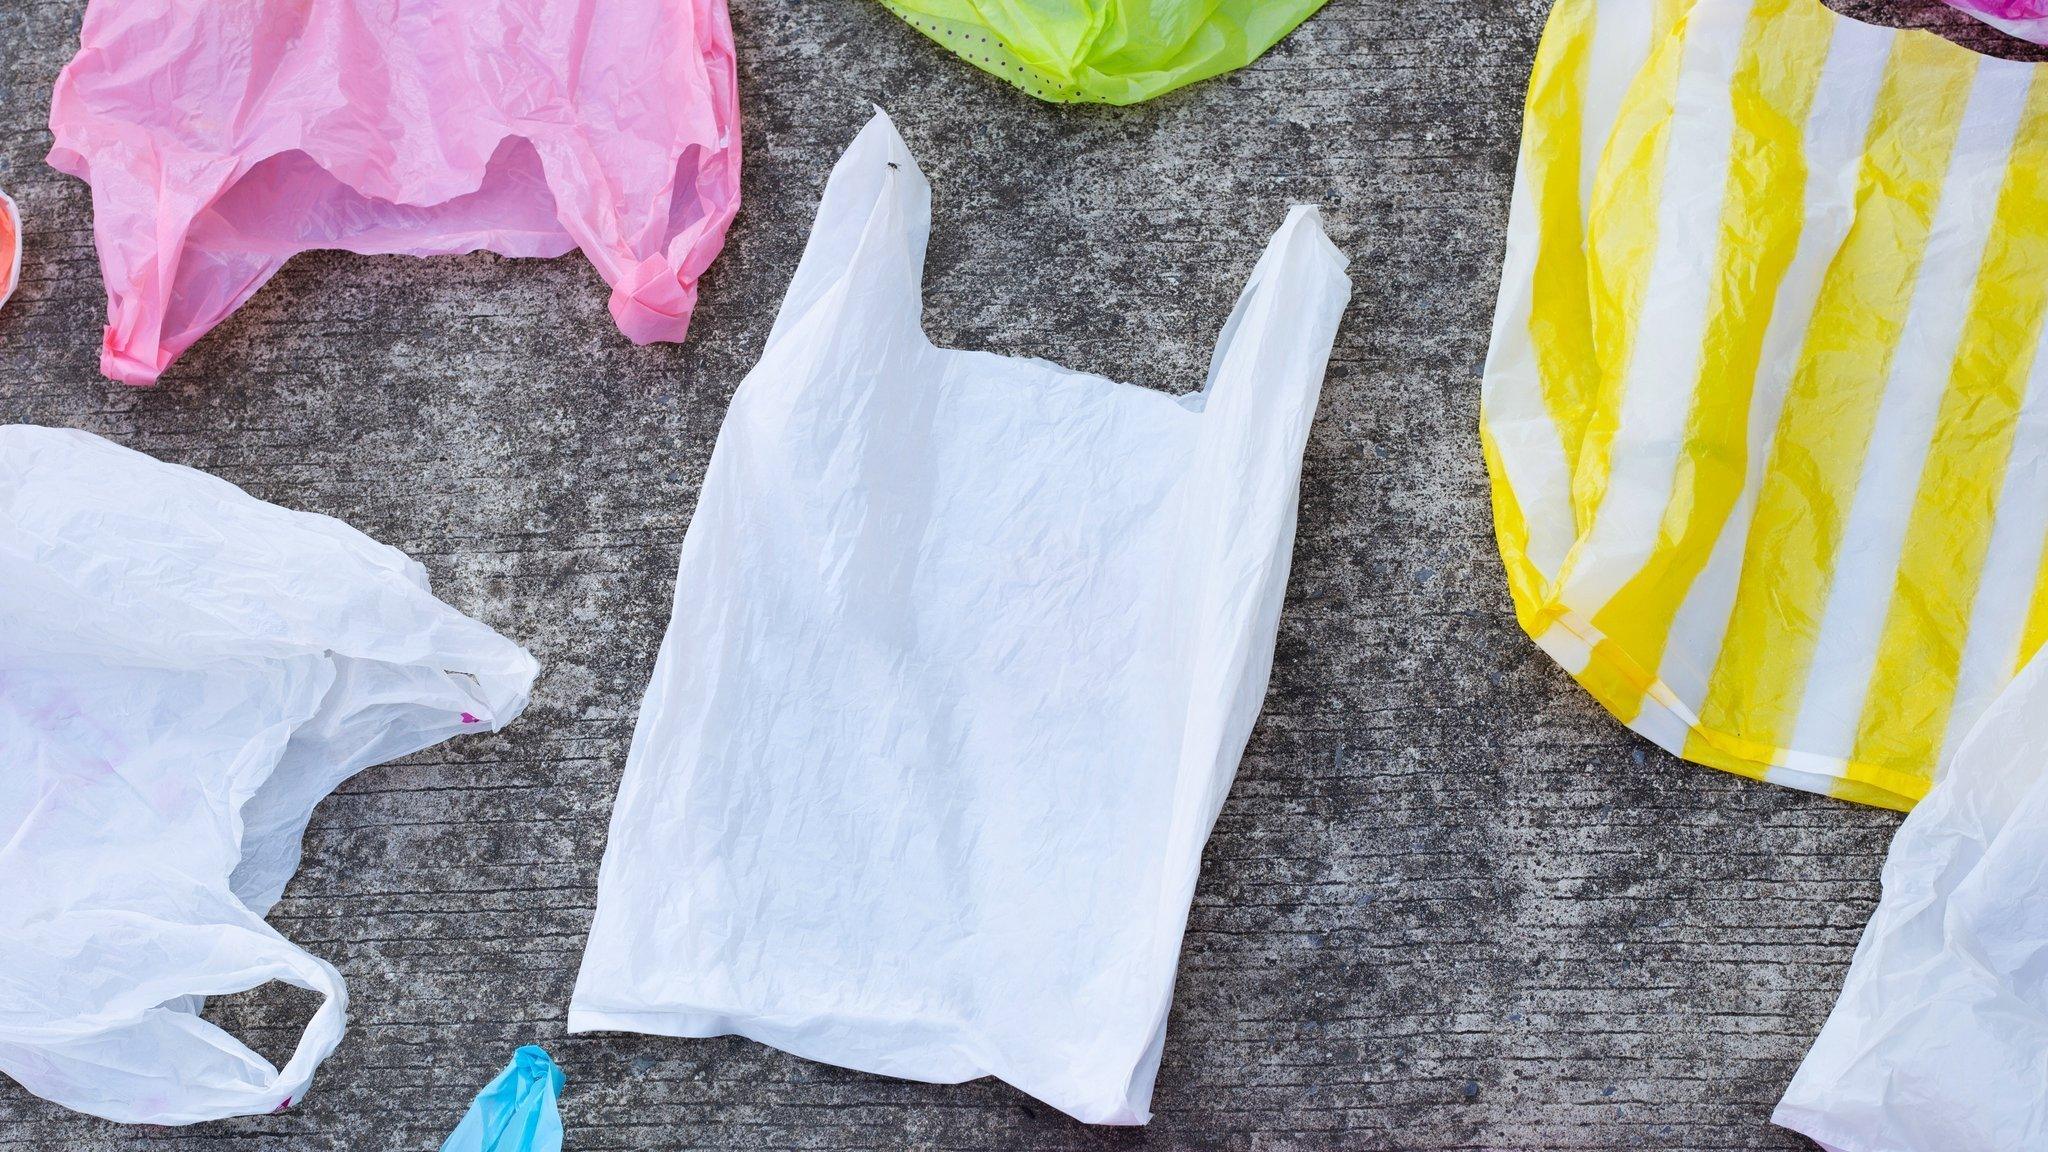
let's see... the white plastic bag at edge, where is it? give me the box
[1777,650,2048,1151]
[0,425,538,1125]
[569,110,1352,1124]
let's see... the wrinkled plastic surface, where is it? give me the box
[47,0,740,386]
[0,426,538,1124]
[441,1047,564,1152]
[1775,654,2048,1151]
[569,111,1351,1125]
[878,0,1329,104]
[1945,0,2048,45]
[1482,0,2048,811]
[0,189,17,313]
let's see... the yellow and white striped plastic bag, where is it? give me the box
[1483,0,2048,811]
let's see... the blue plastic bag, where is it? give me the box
[440,1047,564,1152]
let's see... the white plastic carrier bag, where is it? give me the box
[569,110,1351,1124]
[0,425,537,1125]
[1775,649,2048,1152]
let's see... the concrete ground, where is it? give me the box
[1,1,2041,1148]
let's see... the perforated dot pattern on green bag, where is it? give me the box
[877,0,1332,105]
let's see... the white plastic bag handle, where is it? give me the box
[1173,203,1352,828]
[1138,205,1353,1118]
[763,109,930,356]
[0,916,346,1126]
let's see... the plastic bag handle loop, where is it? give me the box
[0,917,347,1126]
[764,109,931,355]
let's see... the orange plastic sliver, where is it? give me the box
[0,191,18,310]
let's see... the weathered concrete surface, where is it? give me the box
[0,1,2040,1148]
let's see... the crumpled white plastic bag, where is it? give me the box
[569,110,1351,1125]
[1776,651,2048,1151]
[0,425,538,1125]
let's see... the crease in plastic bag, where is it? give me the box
[0,425,538,1125]
[568,110,1351,1124]
[47,0,741,386]
[1481,0,2048,811]
[1774,650,2048,1151]
[440,1047,564,1152]
[877,0,1330,104]
[1945,0,2048,45]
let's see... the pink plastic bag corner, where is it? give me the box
[1944,0,2048,43]
[0,189,18,317]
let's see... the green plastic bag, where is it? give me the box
[877,0,1330,104]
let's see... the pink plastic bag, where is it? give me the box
[1944,0,2048,43]
[48,0,740,386]
[0,189,18,315]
